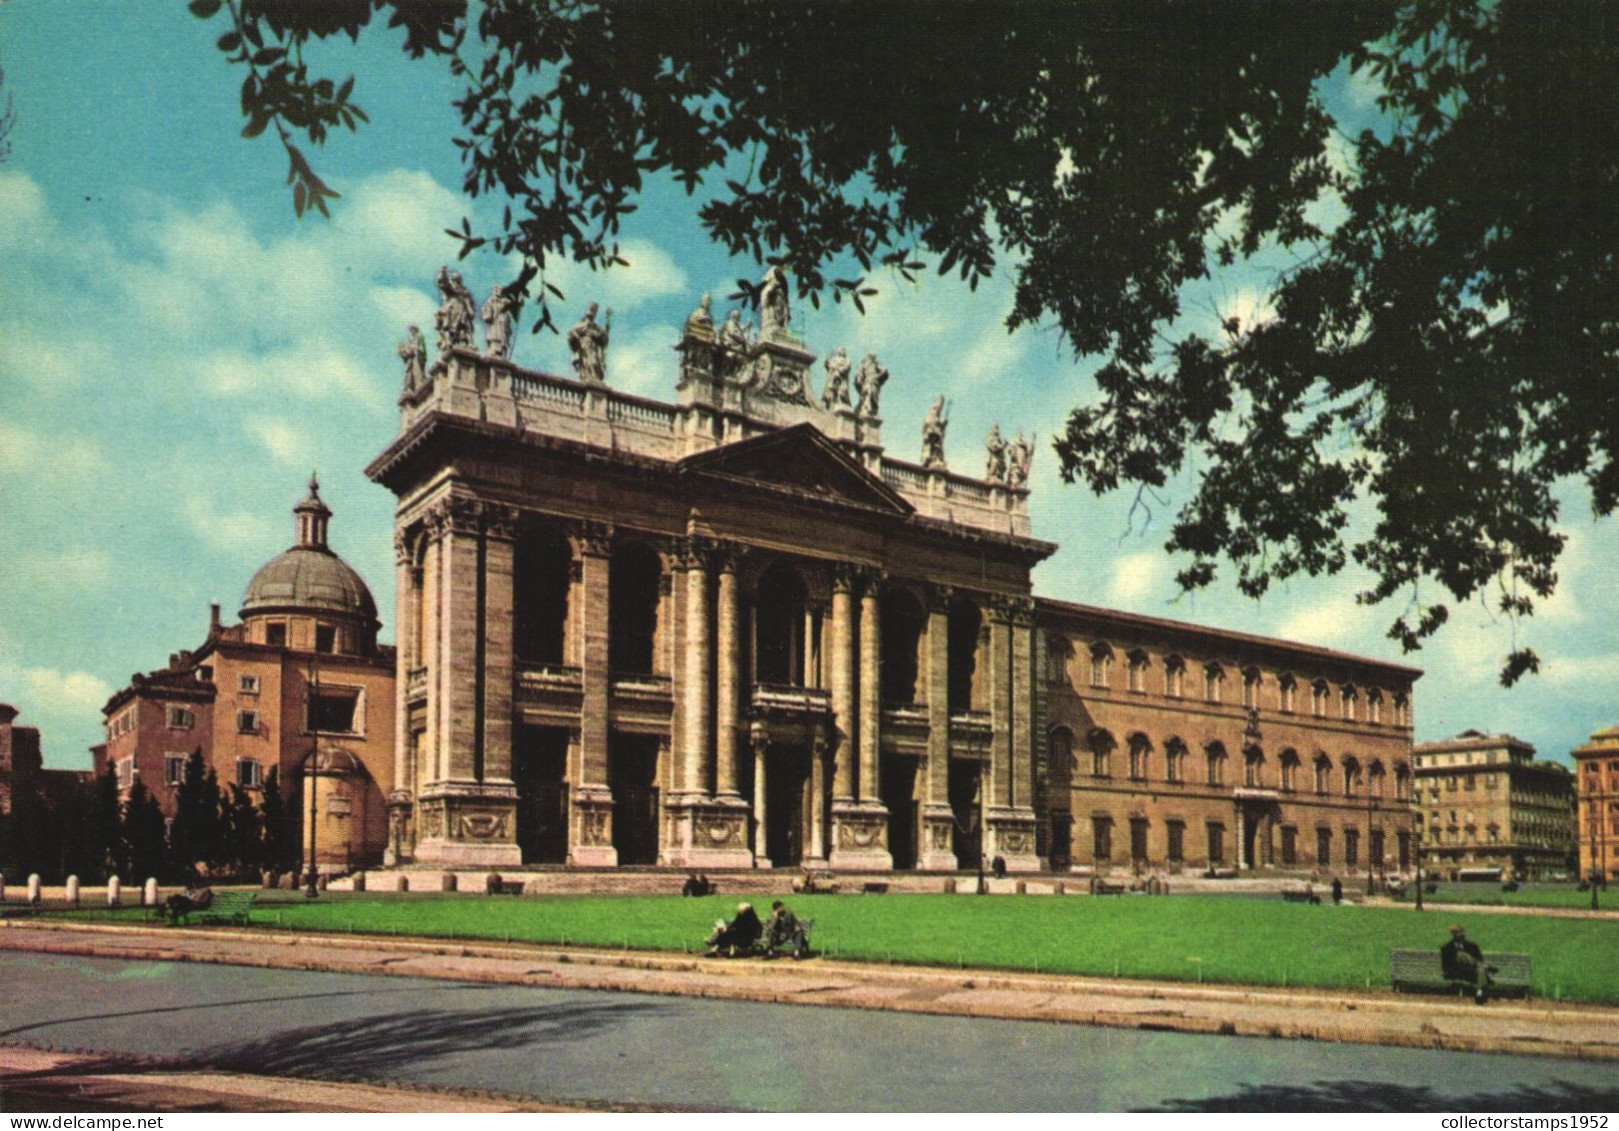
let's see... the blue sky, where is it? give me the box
[4,3,1617,770]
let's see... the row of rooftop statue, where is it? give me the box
[397,265,1032,486]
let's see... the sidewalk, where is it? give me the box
[4,918,1617,1068]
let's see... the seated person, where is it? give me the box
[704,902,764,957]
[164,884,214,925]
[682,873,700,897]
[763,900,809,959]
[1440,924,1496,1003]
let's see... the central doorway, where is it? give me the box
[513,725,568,864]
[766,744,811,867]
[610,734,660,865]
[948,760,983,870]
[881,755,920,869]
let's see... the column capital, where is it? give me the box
[830,563,858,595]
[713,539,746,575]
[925,583,954,615]
[394,529,414,566]
[577,520,613,557]
[855,565,888,596]
[483,503,522,542]
[678,534,715,571]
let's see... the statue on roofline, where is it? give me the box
[397,324,427,393]
[921,395,949,468]
[854,353,889,416]
[985,423,1008,482]
[481,284,514,361]
[434,265,476,357]
[568,301,611,384]
[760,265,791,338]
[1008,430,1034,487]
[822,346,851,409]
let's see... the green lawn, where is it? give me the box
[43,892,1619,1005]
[1398,885,1607,910]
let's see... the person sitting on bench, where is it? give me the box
[705,902,764,957]
[1440,924,1496,1003]
[164,884,214,925]
[763,900,808,959]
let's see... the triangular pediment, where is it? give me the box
[679,424,913,516]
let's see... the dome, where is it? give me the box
[239,475,379,626]
[241,546,378,623]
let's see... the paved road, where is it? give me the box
[2,953,1616,1112]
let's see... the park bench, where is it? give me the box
[1092,879,1126,895]
[190,890,255,927]
[861,882,890,894]
[485,875,526,895]
[1281,889,1321,904]
[1389,948,1533,998]
[793,870,839,894]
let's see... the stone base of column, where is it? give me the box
[917,803,960,871]
[569,786,619,868]
[383,788,415,867]
[662,794,754,868]
[987,807,1042,873]
[411,782,521,867]
[828,800,892,870]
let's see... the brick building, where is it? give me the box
[1411,731,1576,881]
[98,480,396,871]
[1573,723,1619,883]
[368,274,1420,875]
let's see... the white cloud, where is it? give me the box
[0,421,106,477]
[0,170,52,252]
[608,324,682,398]
[247,417,310,466]
[22,667,114,718]
[1107,551,1168,604]
[183,494,279,558]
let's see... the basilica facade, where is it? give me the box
[369,276,1419,877]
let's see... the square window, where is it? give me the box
[164,756,186,786]
[265,623,287,647]
[315,625,337,653]
[236,759,263,789]
[308,688,361,734]
[239,674,261,695]
[237,709,260,735]
[166,705,194,730]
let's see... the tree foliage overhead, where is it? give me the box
[196,0,1619,683]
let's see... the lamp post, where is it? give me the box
[1592,798,1602,912]
[304,654,321,900]
[1365,770,1376,897]
[1415,834,1425,911]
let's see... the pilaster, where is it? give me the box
[832,568,891,869]
[919,584,957,870]
[714,544,743,800]
[387,531,414,866]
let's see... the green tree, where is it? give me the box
[258,767,293,876]
[121,778,167,885]
[88,766,123,882]
[198,1,1619,681]
[223,783,264,879]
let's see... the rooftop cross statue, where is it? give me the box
[985,423,1008,482]
[397,324,426,392]
[434,265,476,356]
[568,302,611,384]
[854,353,889,417]
[481,284,514,361]
[921,395,949,468]
[760,265,790,338]
[822,346,851,409]
[1008,430,1033,487]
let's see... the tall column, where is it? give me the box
[572,522,616,867]
[984,594,1039,873]
[387,530,415,866]
[715,546,742,799]
[830,567,856,802]
[1009,598,1034,815]
[752,726,770,865]
[988,608,1012,808]
[437,499,481,783]
[858,572,883,803]
[811,732,828,861]
[919,585,956,870]
[422,520,442,784]
[682,539,713,796]
[481,507,518,785]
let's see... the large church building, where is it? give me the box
[368,275,1419,877]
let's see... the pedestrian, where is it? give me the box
[1331,877,1343,905]
[1441,925,1496,1004]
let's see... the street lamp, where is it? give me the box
[1365,769,1376,897]
[1592,798,1602,912]
[304,654,321,900]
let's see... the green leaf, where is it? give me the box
[188,0,222,18]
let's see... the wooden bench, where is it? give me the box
[1093,880,1126,895]
[190,891,255,927]
[1281,889,1321,904]
[1390,948,1533,998]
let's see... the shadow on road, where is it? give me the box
[186,995,674,1081]
[1144,1078,1619,1113]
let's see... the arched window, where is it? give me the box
[1279,748,1300,792]
[1049,726,1076,778]
[1368,759,1386,798]
[1311,680,1330,718]
[1090,642,1114,690]
[1127,650,1150,693]
[1128,733,1151,781]
[1242,667,1262,709]
[1313,752,1332,794]
[1279,674,1297,713]
[947,599,983,713]
[1243,746,1265,788]
[1204,663,1224,704]
[608,541,663,676]
[880,588,928,704]
[755,562,809,686]
[1366,688,1384,724]
[1089,729,1115,778]
[1340,684,1358,722]
[1392,691,1410,727]
[1165,737,1187,783]
[1342,755,1361,797]
[1205,742,1227,787]
[1394,762,1411,800]
[1165,655,1186,698]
